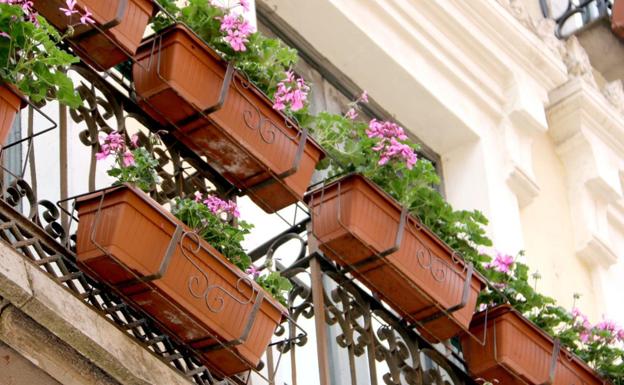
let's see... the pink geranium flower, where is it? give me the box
[59,0,78,16]
[485,252,514,274]
[345,108,358,120]
[359,90,368,103]
[273,70,309,112]
[122,151,135,167]
[80,7,95,24]
[246,265,260,279]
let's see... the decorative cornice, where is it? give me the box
[577,233,619,269]
[549,78,624,157]
[507,164,540,208]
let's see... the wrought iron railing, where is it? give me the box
[0,53,476,385]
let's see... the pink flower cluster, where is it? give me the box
[1,0,39,24]
[366,119,417,169]
[219,13,254,52]
[193,192,240,218]
[344,90,369,121]
[484,252,515,274]
[59,0,94,25]
[571,308,624,344]
[273,70,309,112]
[246,265,260,279]
[0,0,94,33]
[96,132,137,167]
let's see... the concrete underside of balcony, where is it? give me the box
[0,243,192,385]
[575,18,624,82]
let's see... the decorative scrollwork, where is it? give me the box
[234,73,303,146]
[180,231,256,313]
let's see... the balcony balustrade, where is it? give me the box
[0,61,472,385]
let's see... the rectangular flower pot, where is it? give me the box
[75,185,286,376]
[0,84,25,146]
[306,174,485,342]
[132,24,325,213]
[461,305,604,385]
[33,0,154,70]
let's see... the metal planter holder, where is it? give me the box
[58,184,307,381]
[306,173,487,345]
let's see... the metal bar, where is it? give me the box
[415,263,474,324]
[114,224,184,288]
[244,129,310,194]
[341,206,408,273]
[175,62,236,127]
[248,218,309,261]
[310,252,332,385]
[266,345,275,385]
[196,290,265,356]
[59,103,69,233]
[538,339,561,385]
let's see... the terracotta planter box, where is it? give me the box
[613,0,624,39]
[461,305,605,385]
[75,185,286,376]
[33,0,154,70]
[306,174,485,342]
[0,84,25,146]
[132,24,325,213]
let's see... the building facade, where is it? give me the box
[0,0,622,384]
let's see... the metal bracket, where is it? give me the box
[341,206,408,273]
[175,62,236,127]
[115,224,185,289]
[492,319,561,385]
[244,128,309,194]
[539,339,561,385]
[413,263,475,324]
[196,291,266,352]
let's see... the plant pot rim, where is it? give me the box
[75,183,289,314]
[1,82,28,109]
[473,304,608,384]
[306,172,488,286]
[137,22,326,160]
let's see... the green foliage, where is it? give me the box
[152,0,298,98]
[0,5,81,107]
[173,197,253,271]
[256,271,292,305]
[478,252,624,384]
[309,111,493,267]
[172,197,291,305]
[108,147,160,192]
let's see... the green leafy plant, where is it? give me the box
[309,95,493,267]
[172,194,292,305]
[559,306,624,384]
[153,0,298,101]
[0,3,81,107]
[97,132,159,192]
[97,131,291,305]
[478,251,624,384]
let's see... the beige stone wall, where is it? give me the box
[0,242,192,385]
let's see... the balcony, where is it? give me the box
[2,2,621,385]
[0,53,477,383]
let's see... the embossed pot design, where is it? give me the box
[75,184,286,376]
[0,84,25,146]
[461,305,605,385]
[132,24,325,213]
[306,174,485,342]
[33,0,154,70]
